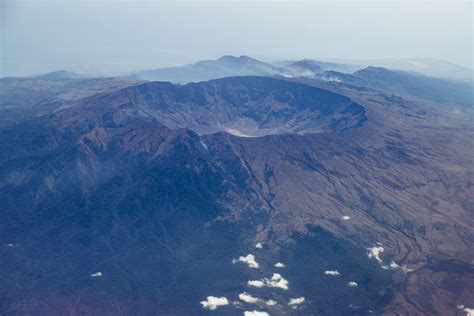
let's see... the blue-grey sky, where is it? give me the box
[1,0,472,76]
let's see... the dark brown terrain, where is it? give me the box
[0,70,472,315]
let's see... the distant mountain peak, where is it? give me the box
[355,66,389,73]
[34,70,81,80]
[353,66,425,78]
[218,55,253,60]
[217,55,266,65]
[292,59,316,65]
[353,66,408,78]
[217,55,236,61]
[237,55,257,61]
[289,59,324,70]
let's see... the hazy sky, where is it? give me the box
[1,0,472,76]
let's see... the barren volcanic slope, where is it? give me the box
[0,75,473,315]
[0,75,142,128]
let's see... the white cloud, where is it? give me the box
[244,311,269,316]
[324,270,340,276]
[384,260,414,273]
[266,300,277,306]
[401,265,414,273]
[248,280,265,288]
[255,243,263,249]
[367,246,384,264]
[200,296,229,310]
[321,76,343,83]
[274,262,286,268]
[233,254,259,268]
[266,273,289,290]
[389,261,399,269]
[248,273,289,290]
[239,292,260,304]
[90,272,102,277]
[288,297,305,305]
[348,281,358,287]
[341,216,351,220]
[4,243,19,247]
[464,308,474,316]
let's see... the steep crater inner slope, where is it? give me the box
[76,76,367,136]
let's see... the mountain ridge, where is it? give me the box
[61,76,367,136]
[133,55,473,84]
[313,66,473,107]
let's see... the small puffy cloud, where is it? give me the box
[248,273,289,290]
[90,272,102,277]
[386,261,414,273]
[239,292,260,304]
[233,254,259,268]
[244,311,269,316]
[255,243,263,249]
[367,246,384,264]
[200,296,229,310]
[266,300,277,306]
[389,261,399,269]
[4,243,19,247]
[274,262,286,268]
[321,76,343,83]
[464,308,474,316]
[348,281,358,287]
[341,216,351,220]
[248,280,265,288]
[265,273,289,290]
[324,270,340,276]
[288,297,305,306]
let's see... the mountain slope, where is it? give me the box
[353,67,473,106]
[310,67,473,107]
[1,75,472,315]
[0,76,142,128]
